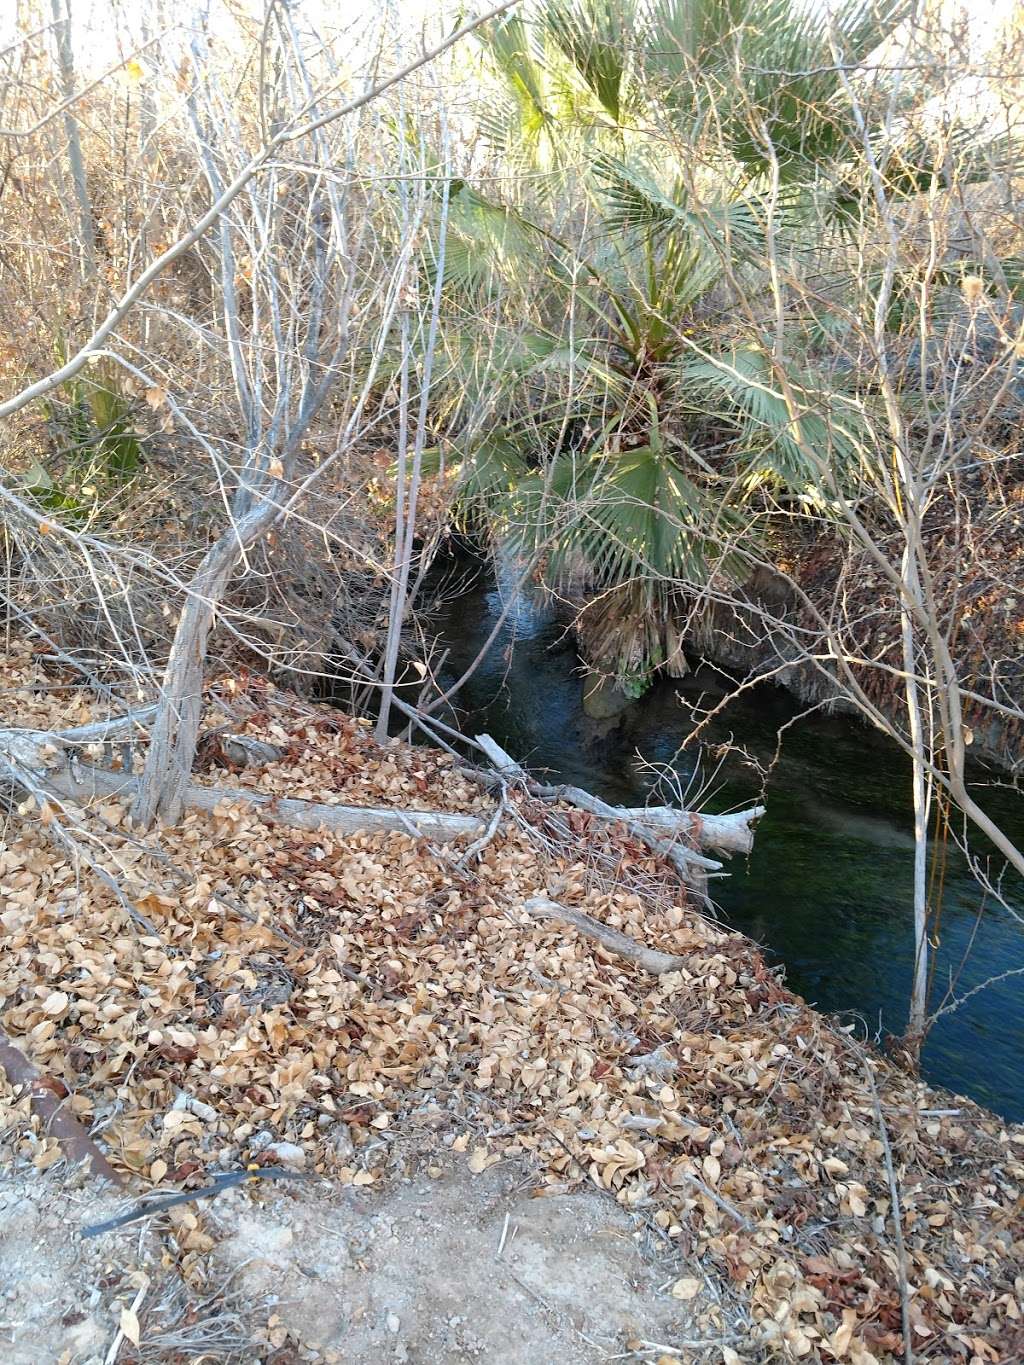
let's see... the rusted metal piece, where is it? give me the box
[0,1029,123,1184]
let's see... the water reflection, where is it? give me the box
[427,559,1024,1120]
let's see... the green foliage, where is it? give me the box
[826,125,1021,233]
[443,181,548,295]
[27,358,144,523]
[591,154,769,264]
[43,364,143,480]
[674,346,872,494]
[544,0,638,122]
[513,432,744,589]
[432,0,1006,685]
[417,431,532,523]
[709,0,909,179]
[619,666,655,700]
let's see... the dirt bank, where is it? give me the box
[1,639,1022,1362]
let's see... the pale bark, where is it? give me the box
[473,733,763,857]
[3,4,520,831]
[2,731,481,841]
[522,897,686,974]
[903,569,931,1040]
[2,722,761,862]
[0,0,520,424]
[376,124,451,741]
[130,498,278,828]
[50,0,95,275]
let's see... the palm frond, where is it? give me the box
[541,0,638,123]
[591,153,774,257]
[440,181,548,295]
[514,440,741,591]
[641,0,752,100]
[429,326,538,428]
[436,430,534,525]
[475,13,549,129]
[891,126,1020,194]
[675,346,874,493]
[826,126,1022,231]
[511,331,632,397]
[645,0,909,178]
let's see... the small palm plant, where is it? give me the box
[429,0,1000,692]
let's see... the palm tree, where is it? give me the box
[428,0,993,692]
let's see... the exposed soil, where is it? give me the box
[0,1153,704,1364]
[0,1162,177,1365]
[0,1167,129,1364]
[211,1159,703,1363]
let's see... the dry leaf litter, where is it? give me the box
[1,638,1022,1364]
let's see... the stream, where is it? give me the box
[427,556,1024,1121]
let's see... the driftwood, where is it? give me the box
[474,733,763,854]
[56,708,159,742]
[473,734,763,881]
[0,722,763,873]
[523,897,686,975]
[1,730,481,842]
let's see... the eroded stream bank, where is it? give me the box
[427,557,1024,1121]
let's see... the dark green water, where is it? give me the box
[428,560,1024,1120]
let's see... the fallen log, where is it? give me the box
[523,897,686,975]
[620,805,764,856]
[473,733,764,859]
[1,730,482,842]
[56,707,159,742]
[1,721,763,869]
[466,758,714,895]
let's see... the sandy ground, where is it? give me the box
[210,1159,703,1363]
[0,1153,715,1364]
[0,1162,158,1365]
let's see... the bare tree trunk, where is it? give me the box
[130,499,277,827]
[828,34,937,1044]
[375,115,450,741]
[376,302,413,743]
[50,0,95,276]
[902,560,931,1041]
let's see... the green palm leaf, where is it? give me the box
[591,153,769,261]
[826,126,1022,231]
[440,181,548,295]
[542,0,638,123]
[418,430,533,525]
[515,440,741,590]
[675,346,873,493]
[476,13,549,130]
[645,0,909,178]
